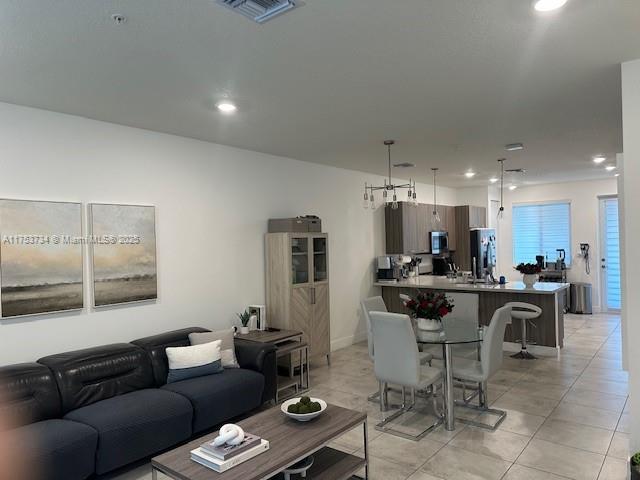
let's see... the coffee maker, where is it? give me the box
[377,256,395,281]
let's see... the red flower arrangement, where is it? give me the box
[515,263,542,275]
[403,292,454,321]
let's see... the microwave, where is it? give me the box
[430,231,449,255]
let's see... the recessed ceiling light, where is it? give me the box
[509,185,518,191]
[489,177,499,184]
[505,143,524,152]
[533,0,568,12]
[593,155,606,164]
[614,173,620,177]
[605,165,616,172]
[216,101,237,114]
[465,171,476,179]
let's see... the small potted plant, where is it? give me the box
[515,263,542,288]
[237,309,251,334]
[403,291,454,334]
[631,452,640,480]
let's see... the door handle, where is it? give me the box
[310,287,316,304]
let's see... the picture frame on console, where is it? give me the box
[0,198,84,318]
[89,203,157,307]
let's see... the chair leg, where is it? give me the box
[375,382,442,441]
[453,381,506,430]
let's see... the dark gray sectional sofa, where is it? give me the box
[0,327,276,480]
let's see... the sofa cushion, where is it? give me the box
[189,329,240,368]
[64,388,192,474]
[131,327,210,385]
[162,368,264,433]
[38,343,155,413]
[9,419,98,480]
[0,363,61,429]
[166,340,223,383]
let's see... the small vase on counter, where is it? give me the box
[515,263,542,289]
[522,274,538,288]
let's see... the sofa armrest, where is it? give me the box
[234,338,277,403]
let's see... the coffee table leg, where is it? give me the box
[363,419,369,479]
[152,466,158,480]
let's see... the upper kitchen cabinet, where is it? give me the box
[469,206,487,228]
[453,205,487,270]
[385,202,429,254]
[385,202,455,254]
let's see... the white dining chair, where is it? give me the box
[451,304,512,430]
[361,296,432,407]
[370,311,443,440]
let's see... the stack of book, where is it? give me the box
[190,432,269,473]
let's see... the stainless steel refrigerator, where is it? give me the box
[470,228,497,279]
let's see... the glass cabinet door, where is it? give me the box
[313,236,327,282]
[291,237,309,284]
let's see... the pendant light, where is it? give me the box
[497,158,505,220]
[363,140,416,210]
[431,168,441,224]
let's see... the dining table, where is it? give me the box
[417,322,484,431]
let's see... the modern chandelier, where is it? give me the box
[363,140,417,210]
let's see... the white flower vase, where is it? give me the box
[522,274,537,288]
[417,318,442,332]
[239,326,250,334]
[416,318,443,343]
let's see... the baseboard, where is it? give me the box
[331,330,367,351]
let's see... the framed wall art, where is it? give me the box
[0,199,83,318]
[89,203,157,307]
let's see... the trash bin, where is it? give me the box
[570,283,593,314]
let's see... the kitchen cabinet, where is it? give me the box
[385,202,428,254]
[266,233,330,362]
[385,202,455,254]
[453,205,487,270]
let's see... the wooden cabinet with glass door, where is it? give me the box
[266,232,331,364]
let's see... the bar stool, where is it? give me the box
[506,302,542,359]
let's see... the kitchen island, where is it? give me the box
[375,276,570,348]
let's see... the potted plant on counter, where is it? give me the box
[515,263,542,288]
[631,452,640,480]
[403,292,454,337]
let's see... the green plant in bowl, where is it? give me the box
[287,396,322,414]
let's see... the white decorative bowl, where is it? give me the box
[281,398,327,422]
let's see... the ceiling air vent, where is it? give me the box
[217,0,297,23]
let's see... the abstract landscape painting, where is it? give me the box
[90,204,157,306]
[0,199,83,317]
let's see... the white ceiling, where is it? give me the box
[2,0,639,187]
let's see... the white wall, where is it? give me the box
[496,178,617,311]
[0,102,458,365]
[621,58,640,451]
[456,186,491,208]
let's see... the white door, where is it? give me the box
[599,197,621,311]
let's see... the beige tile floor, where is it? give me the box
[111,312,629,480]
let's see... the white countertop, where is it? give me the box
[374,275,570,295]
